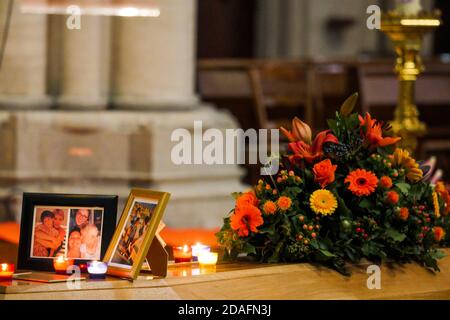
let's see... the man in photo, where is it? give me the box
[80,224,101,260]
[33,211,62,257]
[67,227,82,259]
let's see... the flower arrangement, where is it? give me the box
[217,93,450,274]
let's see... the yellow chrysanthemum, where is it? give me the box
[432,191,440,218]
[390,148,423,182]
[309,190,338,216]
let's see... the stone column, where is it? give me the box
[57,16,111,109]
[0,1,50,109]
[111,0,198,109]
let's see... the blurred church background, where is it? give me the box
[0,0,449,233]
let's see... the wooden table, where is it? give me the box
[2,249,450,300]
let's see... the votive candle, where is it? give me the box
[173,245,192,263]
[191,243,211,262]
[198,252,218,266]
[53,256,74,275]
[87,261,108,280]
[0,263,14,281]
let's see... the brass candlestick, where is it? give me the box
[381,10,441,153]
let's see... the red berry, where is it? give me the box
[426,218,431,222]
[308,226,313,231]
[356,228,362,233]
[311,233,317,238]
[363,234,369,239]
[419,233,424,238]
[303,224,308,230]
[315,225,320,230]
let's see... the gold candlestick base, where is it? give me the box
[381,10,441,153]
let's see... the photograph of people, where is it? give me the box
[80,224,101,260]
[110,201,156,266]
[70,208,90,229]
[32,210,64,258]
[67,208,103,260]
[66,227,82,259]
[52,209,67,257]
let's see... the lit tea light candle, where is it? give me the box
[87,261,108,280]
[173,245,192,263]
[78,263,88,273]
[198,252,218,266]
[53,256,74,275]
[0,263,14,281]
[191,243,211,262]
[395,0,422,16]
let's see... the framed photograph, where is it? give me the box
[18,193,118,272]
[103,188,170,280]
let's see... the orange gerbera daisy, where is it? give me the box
[277,196,292,211]
[263,201,277,215]
[230,204,264,237]
[359,113,401,147]
[345,169,378,196]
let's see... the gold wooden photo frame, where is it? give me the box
[103,189,170,280]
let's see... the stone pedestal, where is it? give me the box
[0,108,246,227]
[0,1,50,109]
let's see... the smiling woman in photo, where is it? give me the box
[67,227,82,259]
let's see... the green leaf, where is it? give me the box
[319,249,335,258]
[340,92,359,117]
[242,243,256,255]
[359,198,372,210]
[336,195,351,216]
[423,255,440,272]
[327,119,338,134]
[385,228,406,242]
[395,183,411,195]
[430,249,447,260]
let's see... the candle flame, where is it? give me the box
[183,245,189,253]
[1,263,7,271]
[56,256,65,263]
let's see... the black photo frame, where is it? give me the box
[17,192,118,272]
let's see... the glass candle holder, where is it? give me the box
[53,256,74,275]
[173,245,192,263]
[0,263,14,281]
[87,261,108,280]
[198,252,218,266]
[191,243,211,262]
